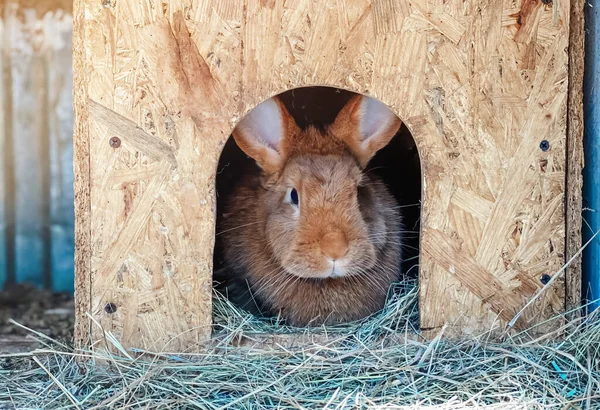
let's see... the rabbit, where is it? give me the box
[217,93,403,327]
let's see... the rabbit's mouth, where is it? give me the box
[284,262,348,279]
[330,265,345,277]
[306,264,347,279]
[285,256,373,279]
[325,259,350,278]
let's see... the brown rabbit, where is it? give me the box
[218,94,403,327]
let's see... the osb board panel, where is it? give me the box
[74,0,571,351]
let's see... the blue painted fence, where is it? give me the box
[584,0,600,311]
[0,6,75,292]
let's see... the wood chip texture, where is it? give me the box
[73,0,576,350]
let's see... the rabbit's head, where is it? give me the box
[231,94,401,280]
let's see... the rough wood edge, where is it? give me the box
[72,0,91,350]
[565,0,585,314]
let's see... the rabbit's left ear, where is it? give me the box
[232,97,300,175]
[330,95,402,167]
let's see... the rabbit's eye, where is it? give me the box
[286,187,299,207]
[290,188,299,206]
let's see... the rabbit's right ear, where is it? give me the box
[232,97,298,174]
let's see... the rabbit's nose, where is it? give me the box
[320,231,349,261]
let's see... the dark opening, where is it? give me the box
[213,86,421,322]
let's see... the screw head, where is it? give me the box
[540,274,551,285]
[541,0,552,4]
[109,137,121,148]
[539,140,550,152]
[105,303,117,314]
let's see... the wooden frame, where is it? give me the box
[73,0,583,351]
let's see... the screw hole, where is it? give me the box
[109,137,121,148]
[105,303,117,314]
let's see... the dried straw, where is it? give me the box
[1,279,599,409]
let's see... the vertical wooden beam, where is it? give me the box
[72,0,92,348]
[565,0,586,313]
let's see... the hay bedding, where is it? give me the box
[0,279,599,409]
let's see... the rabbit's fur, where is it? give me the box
[218,94,403,327]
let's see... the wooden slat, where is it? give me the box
[73,0,92,349]
[565,0,585,315]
